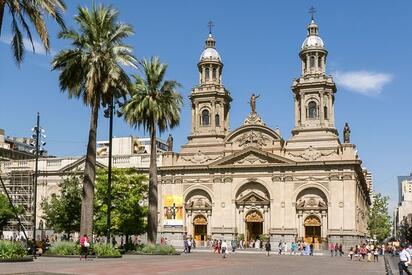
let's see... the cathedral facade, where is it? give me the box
[159,18,372,248]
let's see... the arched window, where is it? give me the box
[308,101,318,118]
[318,57,322,69]
[205,68,210,81]
[201,109,210,126]
[324,106,328,119]
[310,56,315,68]
[215,114,220,127]
[212,67,217,80]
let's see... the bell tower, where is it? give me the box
[188,23,232,144]
[289,14,339,148]
[291,15,338,135]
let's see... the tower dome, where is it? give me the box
[301,19,325,50]
[199,34,221,61]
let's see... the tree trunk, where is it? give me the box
[80,96,99,238]
[0,0,5,37]
[147,122,158,244]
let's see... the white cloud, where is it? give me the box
[0,35,55,56]
[333,70,393,96]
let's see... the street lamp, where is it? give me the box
[103,98,123,245]
[30,112,46,255]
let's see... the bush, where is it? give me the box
[47,241,79,256]
[0,240,26,259]
[93,243,121,257]
[139,244,176,255]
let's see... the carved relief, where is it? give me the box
[245,211,264,223]
[235,131,269,148]
[304,216,321,226]
[243,112,266,126]
[288,146,336,161]
[236,153,268,165]
[193,215,208,225]
[181,151,222,164]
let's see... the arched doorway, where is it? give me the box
[304,216,321,245]
[193,215,208,242]
[235,182,270,242]
[245,210,263,241]
[296,187,328,249]
[184,188,212,247]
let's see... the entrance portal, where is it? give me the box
[304,216,321,246]
[245,210,264,241]
[193,215,208,242]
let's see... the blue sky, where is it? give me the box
[0,0,411,211]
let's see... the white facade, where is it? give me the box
[157,18,371,249]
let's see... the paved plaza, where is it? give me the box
[0,253,385,275]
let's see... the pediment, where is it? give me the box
[210,147,294,167]
[236,191,269,205]
[60,156,106,173]
[225,124,283,150]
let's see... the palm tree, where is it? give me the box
[0,0,66,64]
[122,57,183,244]
[52,4,137,237]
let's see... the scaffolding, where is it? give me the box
[1,170,33,233]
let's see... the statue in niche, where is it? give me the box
[343,122,351,143]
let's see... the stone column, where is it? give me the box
[294,96,299,126]
[207,210,212,240]
[195,102,199,129]
[322,211,327,240]
[297,211,303,240]
[202,67,205,83]
[212,100,216,128]
[329,94,334,126]
[306,54,310,74]
[319,92,324,126]
[315,52,319,72]
[300,94,306,126]
[187,211,192,237]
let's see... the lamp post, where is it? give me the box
[32,112,40,243]
[31,112,46,255]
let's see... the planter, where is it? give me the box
[126,251,181,256]
[43,254,122,259]
[0,256,33,263]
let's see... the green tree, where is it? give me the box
[0,193,15,235]
[52,4,137,237]
[0,0,66,64]
[94,168,147,245]
[368,193,391,242]
[0,193,24,236]
[122,57,183,244]
[398,216,412,244]
[40,176,81,238]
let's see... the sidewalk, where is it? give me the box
[180,247,328,256]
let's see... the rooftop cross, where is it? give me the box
[208,20,214,34]
[308,6,316,20]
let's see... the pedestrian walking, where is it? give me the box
[339,243,343,256]
[310,243,314,256]
[398,245,412,275]
[334,243,339,256]
[79,234,90,260]
[231,239,237,253]
[278,241,283,255]
[265,240,271,256]
[221,240,228,258]
[348,247,354,260]
[373,248,379,262]
[329,242,335,257]
[187,238,192,253]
